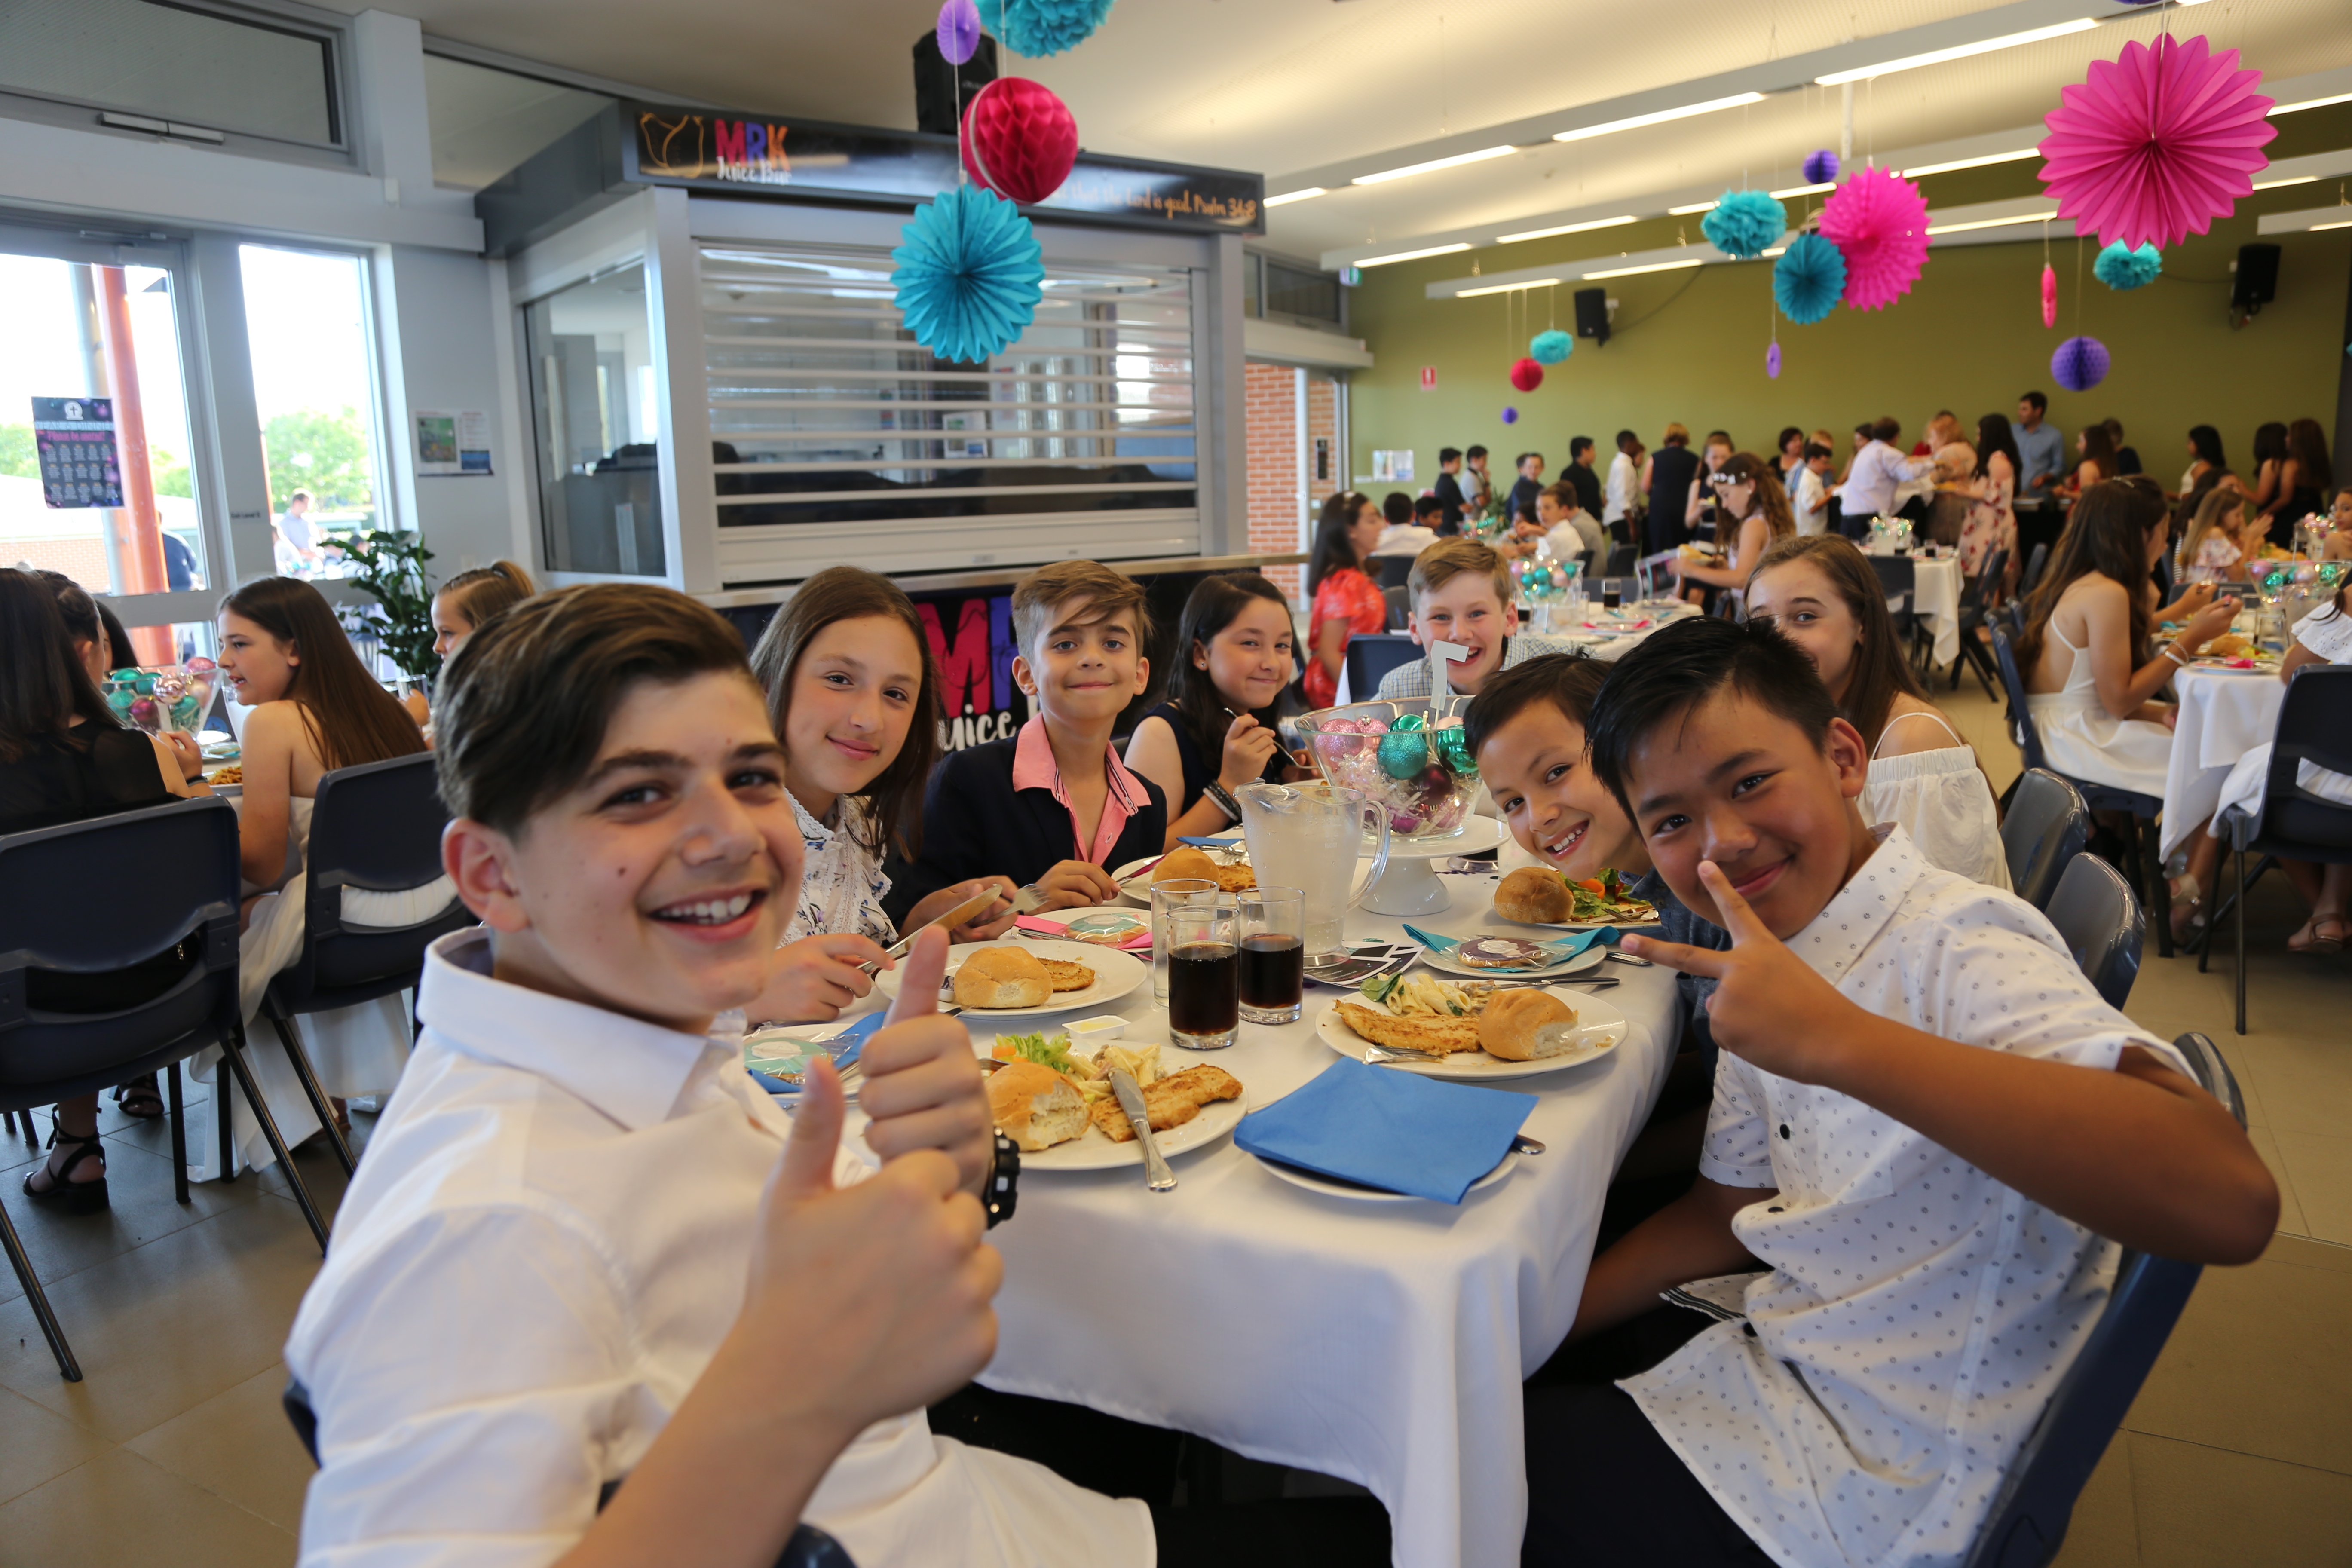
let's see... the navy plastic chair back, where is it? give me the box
[1338,634,1422,706]
[1960,1032,2240,1568]
[1382,583,1409,629]
[2003,769,2091,912]
[1376,554,1416,589]
[2043,852,2143,1009]
[2238,665,2352,855]
[270,754,472,1014]
[2021,541,2050,594]
[0,797,242,1102]
[1988,624,2052,775]
[1869,553,1916,613]
[1601,544,1640,579]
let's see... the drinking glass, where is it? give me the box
[1602,580,1623,612]
[1237,887,1305,1025]
[1165,896,1240,1051]
[1149,878,1217,1006]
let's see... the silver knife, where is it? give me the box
[858,888,1002,977]
[1109,1068,1176,1192]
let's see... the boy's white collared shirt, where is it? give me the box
[284,928,1148,1568]
[1622,827,2186,1568]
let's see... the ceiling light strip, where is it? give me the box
[2253,175,2318,190]
[1923,210,2059,235]
[1581,258,1705,280]
[1815,18,2097,86]
[1900,148,2040,179]
[1667,201,1718,216]
[1357,242,1474,267]
[1498,215,1638,243]
[1553,92,1764,144]
[1770,181,1838,200]
[1456,277,1564,297]
[2272,92,2352,115]
[1264,187,1328,207]
[1353,146,1516,186]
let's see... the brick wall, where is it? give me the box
[1243,361,1302,600]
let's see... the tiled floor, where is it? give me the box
[0,678,2344,1566]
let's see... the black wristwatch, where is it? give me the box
[1202,781,1241,822]
[983,1129,1019,1228]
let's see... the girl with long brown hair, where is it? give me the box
[1669,451,1795,599]
[744,567,1016,1022]
[1124,570,1298,850]
[1746,536,2008,886]
[2058,422,2119,505]
[2255,416,2334,549]
[214,576,435,1162]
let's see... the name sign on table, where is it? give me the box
[32,397,123,510]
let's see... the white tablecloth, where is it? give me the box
[1548,601,1702,663]
[1911,555,1963,667]
[880,880,1681,1568]
[2159,667,2288,860]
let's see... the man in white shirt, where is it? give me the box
[1521,616,2276,1568]
[1836,417,1932,529]
[1791,443,1832,535]
[1603,429,1642,544]
[287,585,1152,1568]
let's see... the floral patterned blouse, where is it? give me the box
[1959,461,2017,580]
[1306,566,1389,708]
[779,791,897,948]
[2178,532,2244,586]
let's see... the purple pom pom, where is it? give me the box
[938,0,982,64]
[1501,406,1519,425]
[2052,335,2110,392]
[1766,342,1782,379]
[1803,149,1839,186]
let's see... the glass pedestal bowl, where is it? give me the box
[1294,696,1479,840]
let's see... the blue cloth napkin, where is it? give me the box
[1400,923,1620,968]
[747,1010,890,1096]
[1178,834,1245,848]
[1237,1058,1533,1203]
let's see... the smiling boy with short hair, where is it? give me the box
[1374,539,1578,701]
[1519,615,2276,1568]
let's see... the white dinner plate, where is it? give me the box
[1488,884,1662,933]
[875,938,1146,1018]
[1113,842,1250,906]
[1251,1148,1517,1202]
[1314,990,1626,1082]
[1017,1088,1249,1171]
[1415,940,1607,980]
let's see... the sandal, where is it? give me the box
[113,1075,164,1121]
[2289,914,2349,956]
[2168,875,2207,946]
[22,1120,109,1214]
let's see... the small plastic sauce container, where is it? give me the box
[1064,1015,1129,1047]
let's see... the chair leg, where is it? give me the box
[168,1061,188,1206]
[2142,817,2173,960]
[217,1051,235,1184]
[269,1014,353,1178]
[218,1026,331,1252]
[2235,845,2249,1036]
[0,1195,80,1381]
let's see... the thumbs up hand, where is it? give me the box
[857,925,994,1194]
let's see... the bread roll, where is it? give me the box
[987,1060,1088,1151]
[952,946,1052,1008]
[1495,866,1571,924]
[1476,989,1583,1061]
[1154,846,1220,884]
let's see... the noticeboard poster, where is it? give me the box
[32,397,124,509]
[413,409,494,476]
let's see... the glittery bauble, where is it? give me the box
[959,77,1078,205]
[1433,727,1477,777]
[1509,357,1544,393]
[106,686,135,714]
[1377,729,1430,779]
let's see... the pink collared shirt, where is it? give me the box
[1011,714,1148,867]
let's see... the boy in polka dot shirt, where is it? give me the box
[1520,616,2276,1568]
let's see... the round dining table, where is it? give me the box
[2159,663,2289,862]
[847,872,1681,1568]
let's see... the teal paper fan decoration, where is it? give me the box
[891,185,1045,364]
[1773,233,1846,325]
[1701,190,1787,260]
[977,0,1115,56]
[1530,328,1573,364]
[2093,241,2162,291]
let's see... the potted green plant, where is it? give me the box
[338,530,439,686]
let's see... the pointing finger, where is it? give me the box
[1619,931,1733,978]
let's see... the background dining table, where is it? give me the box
[843,870,1681,1568]
[2159,663,2289,862]
[1908,553,1964,668]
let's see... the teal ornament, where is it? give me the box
[133,673,155,695]
[105,686,135,714]
[1530,328,1573,364]
[891,185,1045,365]
[1433,726,1477,776]
[1377,729,1429,779]
[976,0,1116,56]
[1773,233,1845,325]
[2092,241,2162,291]
[1701,190,1787,260]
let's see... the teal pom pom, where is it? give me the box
[1702,190,1786,260]
[977,0,1115,56]
[891,185,1045,365]
[2093,241,2162,291]
[1773,233,1845,325]
[1530,329,1573,364]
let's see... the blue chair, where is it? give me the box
[2042,852,2144,1009]
[257,754,474,1176]
[1950,546,2009,698]
[1868,554,1924,671]
[1960,1031,2243,1568]
[2002,769,2092,913]
[1375,554,1417,590]
[0,798,331,1380]
[282,1377,857,1566]
[1337,633,1422,705]
[2199,666,2352,1033]
[2020,541,2051,595]
[1990,623,2174,958]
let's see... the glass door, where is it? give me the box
[0,223,212,663]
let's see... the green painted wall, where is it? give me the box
[1344,164,2352,490]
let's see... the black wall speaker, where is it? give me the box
[913,32,997,135]
[1574,286,1611,346]
[2231,243,2281,313]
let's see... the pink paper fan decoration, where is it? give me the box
[2037,34,2275,251]
[1817,167,1929,312]
[2041,263,2058,328]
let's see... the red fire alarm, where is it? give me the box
[1420,367,1436,391]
